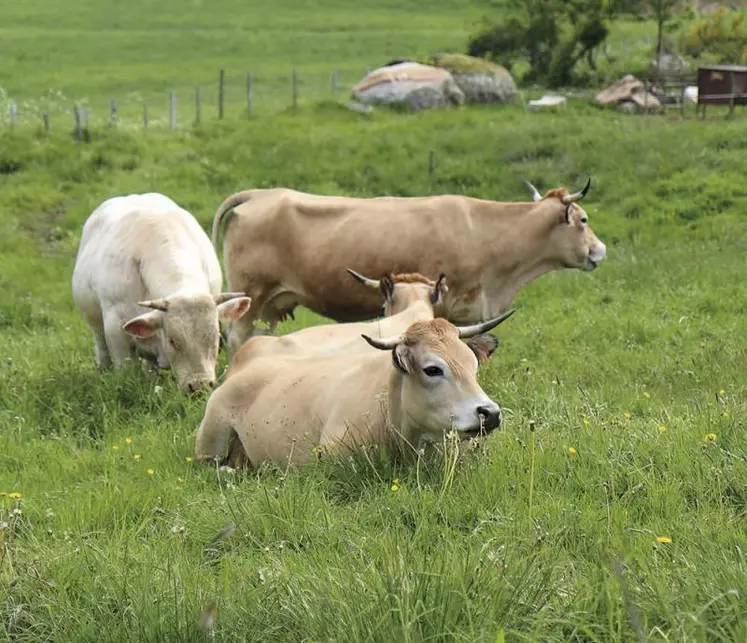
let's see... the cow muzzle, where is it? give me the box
[588,242,607,270]
[462,404,502,438]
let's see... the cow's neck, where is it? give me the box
[481,205,562,315]
[384,370,424,452]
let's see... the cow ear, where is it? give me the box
[217,297,251,321]
[392,344,412,374]
[431,273,448,305]
[122,311,163,339]
[564,204,573,225]
[466,334,499,364]
[380,274,395,303]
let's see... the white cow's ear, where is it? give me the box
[217,296,251,321]
[392,344,412,374]
[431,273,448,305]
[122,311,163,339]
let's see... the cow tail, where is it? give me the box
[211,190,256,249]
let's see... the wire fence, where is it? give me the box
[0,67,374,137]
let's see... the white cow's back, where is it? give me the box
[74,193,222,307]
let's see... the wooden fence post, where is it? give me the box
[218,69,225,120]
[73,104,82,140]
[109,98,117,127]
[292,68,299,109]
[246,72,253,118]
[195,87,202,124]
[143,102,149,130]
[169,91,176,130]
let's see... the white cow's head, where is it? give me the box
[123,292,251,394]
[362,311,514,443]
[347,269,448,317]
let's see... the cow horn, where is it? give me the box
[361,332,404,350]
[561,177,592,204]
[214,292,248,305]
[346,268,380,289]
[525,180,542,202]
[138,299,169,312]
[456,309,516,338]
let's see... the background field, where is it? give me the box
[2,0,747,642]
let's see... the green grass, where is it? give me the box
[1,101,747,641]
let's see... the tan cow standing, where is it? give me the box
[212,180,606,356]
[194,312,514,468]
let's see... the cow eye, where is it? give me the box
[169,338,180,350]
[423,366,444,378]
[580,215,588,224]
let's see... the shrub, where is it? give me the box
[681,9,747,65]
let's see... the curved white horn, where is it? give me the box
[525,180,542,202]
[138,299,169,312]
[346,268,380,289]
[561,177,592,204]
[361,332,404,350]
[214,292,248,305]
[456,309,516,339]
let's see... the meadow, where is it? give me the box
[2,0,747,641]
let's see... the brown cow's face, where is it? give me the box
[551,202,607,271]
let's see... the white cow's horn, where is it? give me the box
[214,292,247,305]
[361,333,404,350]
[561,177,592,204]
[138,299,169,312]
[525,180,542,202]
[456,309,516,339]
[346,268,380,289]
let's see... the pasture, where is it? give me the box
[2,0,747,640]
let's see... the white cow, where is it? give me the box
[72,193,251,393]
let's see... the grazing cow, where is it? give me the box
[228,269,448,370]
[72,193,251,394]
[211,179,606,355]
[194,311,514,468]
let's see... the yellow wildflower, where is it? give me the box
[391,478,400,492]
[125,437,133,445]
[719,389,725,397]
[568,447,577,455]
[185,457,193,464]
[134,454,142,461]
[8,492,21,500]
[656,536,672,544]
[643,391,650,399]
[147,469,155,477]
[623,412,632,420]
[704,433,717,442]
[658,424,667,434]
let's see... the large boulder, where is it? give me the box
[596,75,661,112]
[428,53,517,104]
[351,62,465,112]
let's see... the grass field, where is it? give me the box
[2,102,747,641]
[3,0,747,641]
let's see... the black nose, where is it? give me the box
[477,406,502,432]
[186,382,196,394]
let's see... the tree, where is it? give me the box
[649,0,683,81]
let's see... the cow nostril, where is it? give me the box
[477,406,502,432]
[208,380,215,389]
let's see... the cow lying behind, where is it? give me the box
[194,312,514,468]
[228,269,448,371]
[212,179,606,356]
[72,193,251,394]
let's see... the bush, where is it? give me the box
[681,9,747,65]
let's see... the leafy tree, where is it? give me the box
[650,0,683,79]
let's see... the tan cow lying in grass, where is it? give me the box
[228,269,448,371]
[212,179,606,355]
[195,312,514,468]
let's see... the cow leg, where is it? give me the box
[93,328,112,369]
[195,397,234,463]
[103,311,135,366]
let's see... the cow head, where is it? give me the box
[347,269,448,316]
[361,310,515,442]
[526,177,607,271]
[122,292,251,394]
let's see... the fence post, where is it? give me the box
[143,102,149,131]
[195,87,202,124]
[43,111,50,134]
[109,98,117,127]
[73,104,82,140]
[246,72,253,118]
[331,70,338,94]
[218,69,225,119]
[169,91,176,130]
[9,102,17,132]
[292,68,299,109]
